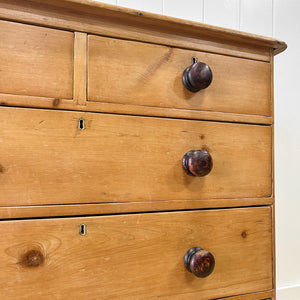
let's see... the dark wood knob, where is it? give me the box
[182,61,213,92]
[184,247,215,278]
[182,150,213,177]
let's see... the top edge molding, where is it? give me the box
[0,0,287,57]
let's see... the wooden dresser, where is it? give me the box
[0,1,286,299]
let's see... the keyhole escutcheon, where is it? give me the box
[79,224,87,236]
[78,119,85,130]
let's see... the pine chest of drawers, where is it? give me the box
[0,0,286,299]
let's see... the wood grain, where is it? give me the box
[0,20,74,99]
[0,197,274,219]
[0,207,272,299]
[270,53,276,294]
[218,290,273,299]
[88,35,271,116]
[0,1,283,298]
[74,32,87,105]
[0,0,286,62]
[0,93,274,125]
[0,107,271,206]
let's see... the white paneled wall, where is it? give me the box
[163,0,203,23]
[97,0,116,4]
[98,0,275,33]
[240,0,273,36]
[118,0,163,14]
[204,0,239,30]
[94,0,298,298]
[274,0,300,299]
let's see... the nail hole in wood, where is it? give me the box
[79,224,87,236]
[241,231,247,238]
[78,119,85,130]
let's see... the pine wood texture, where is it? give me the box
[0,19,275,124]
[0,1,286,298]
[0,197,274,220]
[0,0,286,63]
[223,290,273,299]
[0,93,273,125]
[74,32,87,105]
[88,35,271,116]
[0,20,74,99]
[0,107,271,207]
[0,207,272,299]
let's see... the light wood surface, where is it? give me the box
[0,0,285,63]
[74,32,87,105]
[0,207,272,299]
[0,93,273,125]
[0,197,274,219]
[0,1,285,298]
[270,55,276,296]
[0,18,275,124]
[0,20,73,99]
[0,107,271,206]
[88,35,271,116]
[220,290,273,299]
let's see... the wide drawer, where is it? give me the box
[0,20,73,99]
[0,107,271,206]
[0,207,272,299]
[88,35,271,116]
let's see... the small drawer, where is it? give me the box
[88,35,271,116]
[0,106,271,206]
[0,20,73,99]
[0,207,272,299]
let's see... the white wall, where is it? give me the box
[274,1,300,298]
[96,0,299,298]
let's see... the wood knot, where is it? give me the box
[19,249,44,268]
[241,231,247,238]
[53,98,61,107]
[0,164,5,173]
[200,135,205,140]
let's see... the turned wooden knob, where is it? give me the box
[182,150,213,177]
[184,247,215,278]
[182,61,213,92]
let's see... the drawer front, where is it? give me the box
[0,207,272,299]
[0,20,73,99]
[0,107,271,206]
[88,35,271,116]
[223,296,272,300]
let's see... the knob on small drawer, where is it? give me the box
[184,247,215,278]
[182,61,213,92]
[182,150,213,177]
